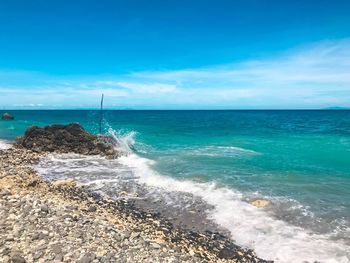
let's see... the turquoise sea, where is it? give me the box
[1,110,350,262]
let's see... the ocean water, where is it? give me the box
[1,110,350,262]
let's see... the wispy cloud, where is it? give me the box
[1,39,350,109]
[117,82,177,94]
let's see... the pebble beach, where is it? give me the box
[0,144,268,263]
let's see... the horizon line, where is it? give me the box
[1,108,349,111]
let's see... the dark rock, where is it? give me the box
[27,179,40,187]
[2,112,14,120]
[15,123,119,157]
[40,205,49,213]
[11,255,26,263]
[87,205,97,212]
[5,236,14,241]
[2,247,10,255]
[218,248,235,259]
[0,190,11,197]
[31,233,40,241]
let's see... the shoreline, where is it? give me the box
[0,146,269,263]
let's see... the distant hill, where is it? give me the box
[323,106,350,110]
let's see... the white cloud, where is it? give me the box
[134,39,350,87]
[75,88,128,97]
[117,82,177,94]
[1,39,350,109]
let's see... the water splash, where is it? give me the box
[106,128,136,154]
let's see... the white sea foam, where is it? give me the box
[117,153,349,262]
[35,130,350,263]
[212,146,258,154]
[0,139,12,150]
[107,128,136,154]
[109,130,350,262]
[183,145,259,157]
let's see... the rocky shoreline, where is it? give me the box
[0,124,271,263]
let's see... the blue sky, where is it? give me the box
[0,0,350,109]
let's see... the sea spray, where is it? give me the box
[107,128,136,154]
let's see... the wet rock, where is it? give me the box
[2,112,14,120]
[218,248,235,259]
[14,123,119,157]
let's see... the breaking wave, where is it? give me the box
[35,129,350,263]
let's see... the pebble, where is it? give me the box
[32,250,44,260]
[40,204,49,213]
[11,254,26,263]
[0,190,11,197]
[54,253,64,261]
[130,231,140,240]
[151,243,161,249]
[77,253,95,263]
[87,205,97,212]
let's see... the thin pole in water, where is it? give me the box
[99,94,104,134]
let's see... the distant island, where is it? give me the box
[322,106,350,110]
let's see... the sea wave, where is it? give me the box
[34,130,350,263]
[118,153,349,263]
[114,130,349,262]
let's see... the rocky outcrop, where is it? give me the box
[15,123,118,157]
[1,112,14,120]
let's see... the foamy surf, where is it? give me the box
[34,130,350,263]
[118,152,349,263]
[0,139,12,150]
[182,145,259,157]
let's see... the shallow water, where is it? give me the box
[1,110,350,262]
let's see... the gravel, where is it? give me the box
[0,147,271,263]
